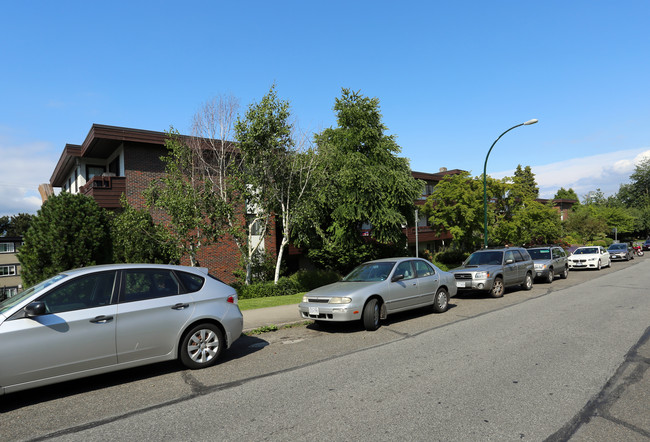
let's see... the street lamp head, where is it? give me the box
[523,119,539,125]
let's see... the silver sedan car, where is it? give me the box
[298,257,457,331]
[0,264,243,395]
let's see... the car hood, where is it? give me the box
[450,264,502,273]
[305,281,384,298]
[532,259,553,264]
[569,253,602,259]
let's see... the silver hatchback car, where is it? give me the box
[0,264,243,395]
[298,257,457,331]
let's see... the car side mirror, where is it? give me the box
[505,259,514,264]
[391,274,405,282]
[25,301,46,317]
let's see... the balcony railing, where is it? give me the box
[80,175,126,209]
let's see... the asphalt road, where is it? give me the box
[1,257,649,441]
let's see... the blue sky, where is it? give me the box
[1,1,649,216]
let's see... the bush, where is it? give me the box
[237,277,299,299]
[290,269,340,292]
[433,249,469,266]
[590,240,607,247]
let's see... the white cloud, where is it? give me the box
[493,148,650,200]
[0,134,59,216]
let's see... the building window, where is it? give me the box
[0,243,15,253]
[87,165,106,181]
[0,265,17,277]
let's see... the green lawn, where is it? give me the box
[238,293,304,311]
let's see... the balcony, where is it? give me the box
[80,175,126,209]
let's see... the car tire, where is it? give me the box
[490,277,504,298]
[596,260,601,270]
[521,272,533,290]
[432,288,449,313]
[546,268,554,283]
[560,266,568,279]
[179,323,224,369]
[362,298,380,331]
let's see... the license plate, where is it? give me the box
[309,307,319,316]
[456,281,466,288]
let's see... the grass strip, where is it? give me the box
[238,292,304,311]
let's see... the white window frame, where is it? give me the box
[0,265,17,277]
[0,243,15,253]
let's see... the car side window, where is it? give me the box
[513,250,525,262]
[123,269,180,302]
[414,261,435,277]
[39,271,117,314]
[394,261,415,280]
[505,250,515,263]
[176,271,205,293]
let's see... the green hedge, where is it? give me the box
[237,269,341,299]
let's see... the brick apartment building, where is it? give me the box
[0,237,23,299]
[47,124,470,281]
[48,124,261,284]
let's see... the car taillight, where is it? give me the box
[227,295,236,304]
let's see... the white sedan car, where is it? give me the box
[568,246,611,270]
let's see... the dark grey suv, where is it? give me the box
[450,247,534,298]
[527,246,569,283]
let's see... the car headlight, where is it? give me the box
[302,295,309,303]
[588,258,596,261]
[329,297,352,304]
[534,264,546,270]
[474,271,489,279]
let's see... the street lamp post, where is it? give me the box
[483,119,538,248]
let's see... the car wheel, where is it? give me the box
[490,277,504,298]
[546,268,554,283]
[560,266,568,279]
[180,323,223,369]
[432,288,449,313]
[521,272,533,290]
[362,298,380,331]
[596,260,601,270]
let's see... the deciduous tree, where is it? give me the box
[295,89,422,272]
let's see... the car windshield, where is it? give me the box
[343,262,395,282]
[528,249,551,259]
[608,244,626,250]
[574,247,599,255]
[0,273,68,315]
[464,251,503,266]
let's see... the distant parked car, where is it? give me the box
[449,247,534,298]
[0,264,243,396]
[298,257,457,331]
[607,243,634,261]
[568,246,611,270]
[643,239,650,251]
[527,246,569,283]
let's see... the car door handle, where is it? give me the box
[172,303,190,310]
[90,315,114,323]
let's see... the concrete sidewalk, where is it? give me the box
[242,303,303,332]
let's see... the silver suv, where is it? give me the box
[450,247,534,298]
[527,246,569,283]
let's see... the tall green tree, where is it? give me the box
[493,200,562,245]
[235,85,318,283]
[512,164,539,201]
[146,129,232,267]
[0,213,34,237]
[554,187,579,201]
[295,89,422,272]
[18,192,111,286]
